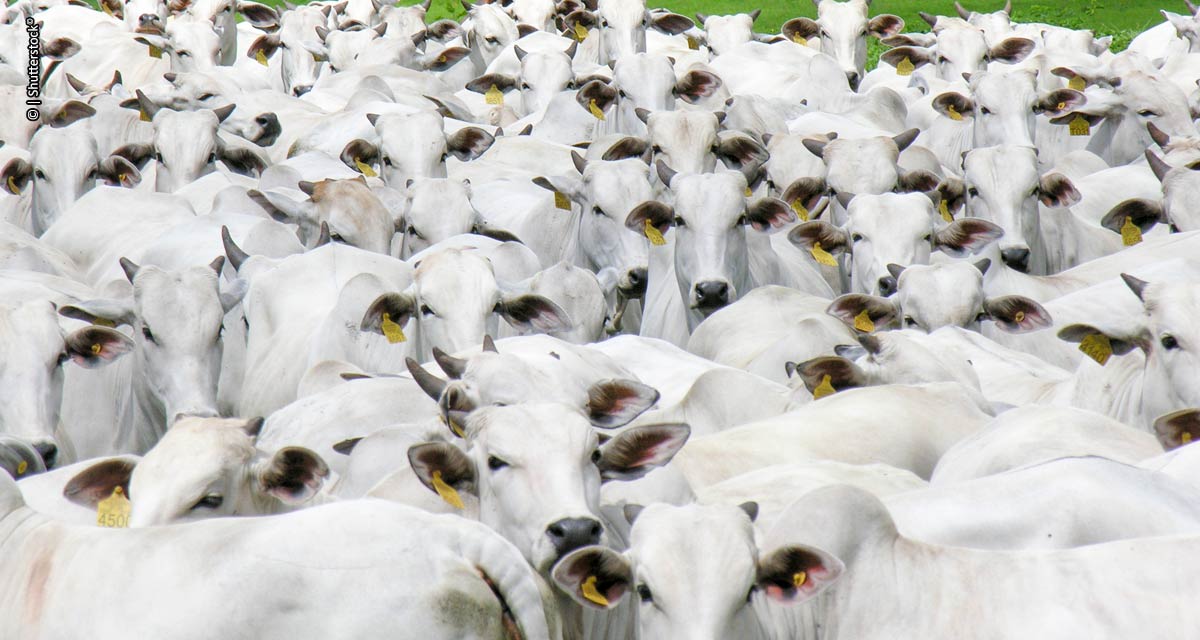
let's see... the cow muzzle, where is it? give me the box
[1001,247,1031,273]
[619,267,648,298]
[546,517,603,559]
[692,280,731,313]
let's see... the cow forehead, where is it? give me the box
[598,0,645,26]
[0,302,65,360]
[139,417,255,472]
[31,126,97,161]
[649,112,718,143]
[965,146,1039,187]
[847,194,933,233]
[614,53,673,82]
[133,268,223,324]
[629,505,758,583]
[379,115,446,152]
[464,353,583,405]
[414,250,500,304]
[900,263,982,293]
[467,404,597,457]
[971,71,1037,106]
[674,172,745,222]
[156,110,219,140]
[817,0,868,25]
[584,161,654,206]
[1147,283,1200,333]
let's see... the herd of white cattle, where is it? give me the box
[3,0,1200,635]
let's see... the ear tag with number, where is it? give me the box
[97,486,131,528]
[896,56,914,76]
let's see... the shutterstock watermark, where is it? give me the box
[25,17,41,121]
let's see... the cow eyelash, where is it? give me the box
[636,584,652,603]
[420,304,435,316]
[487,455,509,470]
[142,326,156,343]
[192,495,223,509]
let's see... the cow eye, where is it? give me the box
[1162,334,1180,350]
[330,232,345,243]
[746,585,757,603]
[590,449,602,464]
[382,156,393,167]
[967,187,979,197]
[193,494,223,509]
[636,584,653,603]
[487,455,509,470]
[851,233,863,242]
[87,168,98,179]
[198,93,215,101]
[178,50,191,58]
[979,107,992,115]
[975,312,988,322]
[485,36,498,45]
[420,304,434,316]
[922,234,932,242]
[33,168,46,180]
[651,145,662,153]
[904,316,918,327]
[592,205,604,216]
[673,216,686,227]
[208,152,218,163]
[141,326,156,343]
[1138,109,1157,117]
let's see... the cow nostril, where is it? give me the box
[548,523,565,537]
[546,517,604,557]
[1001,248,1031,273]
[33,442,57,469]
[878,276,897,296]
[292,85,312,97]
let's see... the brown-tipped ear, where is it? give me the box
[781,178,827,218]
[340,139,379,173]
[497,294,572,334]
[447,127,496,161]
[111,143,156,171]
[258,447,329,504]
[64,326,135,369]
[790,356,867,396]
[936,176,966,216]
[717,135,768,169]
[586,379,659,428]
[1035,89,1085,115]
[1100,199,1166,236]
[2,158,32,195]
[425,46,471,71]
[933,219,1004,257]
[932,92,975,120]
[674,70,723,104]
[600,136,649,161]
[826,294,898,332]
[96,156,141,188]
[46,100,96,128]
[880,46,932,71]
[218,147,267,178]
[63,458,136,508]
[1037,172,1081,208]
[1057,324,1144,363]
[988,36,1035,63]
[360,293,416,340]
[868,14,904,38]
[575,80,617,116]
[464,73,518,94]
[625,201,674,238]
[897,170,939,193]
[1153,409,1200,450]
[551,546,632,610]
[757,545,845,604]
[781,17,819,43]
[650,12,693,34]
[745,198,795,232]
[787,221,850,254]
[596,424,690,481]
[982,296,1052,333]
[408,442,476,500]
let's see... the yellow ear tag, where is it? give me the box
[574,23,589,42]
[1078,333,1112,366]
[92,318,116,328]
[939,199,953,222]
[588,98,605,120]
[687,36,699,50]
[437,53,447,64]
[440,413,466,438]
[431,470,464,509]
[792,200,809,222]
[793,571,807,588]
[117,173,127,185]
[792,34,807,45]
[1183,432,1194,444]
[485,84,504,105]
[854,309,875,333]
[812,375,835,400]
[101,1,114,15]
[947,105,963,121]
[140,108,152,122]
[16,460,27,476]
[896,56,915,76]
[644,219,666,246]
[6,176,18,194]
[1056,101,1066,112]
[1069,114,1090,136]
[1068,76,1085,91]
[355,159,377,177]
[554,191,571,210]
[90,343,102,355]
[810,241,837,266]
[581,575,610,607]
[96,486,131,528]
[1121,216,1142,246]
[255,49,269,66]
[1013,310,1025,323]
[380,312,407,344]
[744,186,753,197]
[148,45,163,59]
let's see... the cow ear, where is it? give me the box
[531,174,583,202]
[867,14,903,38]
[218,147,267,177]
[447,127,496,161]
[897,170,939,193]
[408,442,477,499]
[239,1,280,30]
[258,447,330,504]
[58,299,135,327]
[879,46,932,71]
[576,80,617,118]
[96,155,141,188]
[340,138,379,173]
[2,158,32,195]
[826,294,898,332]
[987,36,1035,63]
[41,37,80,60]
[787,221,850,254]
[497,294,572,334]
[597,423,689,481]
[781,17,819,43]
[745,198,795,232]
[932,92,975,120]
[933,218,1004,257]
[111,143,156,171]
[1034,88,1084,115]
[423,46,471,71]
[63,326,135,369]
[360,293,416,338]
[99,0,123,18]
[465,73,517,94]
[781,177,827,216]
[552,546,631,610]
[982,296,1052,333]
[248,188,317,224]
[1037,172,1080,208]
[63,458,136,508]
[47,100,96,128]
[625,201,674,239]
[586,379,659,428]
[1153,409,1200,451]
[788,356,867,397]
[650,12,693,34]
[674,70,722,104]
[1100,198,1166,236]
[1057,323,1146,357]
[717,135,768,169]
[600,136,649,161]
[936,176,966,216]
[756,545,845,604]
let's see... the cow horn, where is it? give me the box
[221,225,251,272]
[405,358,447,400]
[432,347,468,379]
[482,334,498,352]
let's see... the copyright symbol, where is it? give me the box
[25,108,38,122]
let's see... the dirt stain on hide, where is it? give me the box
[23,545,56,629]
